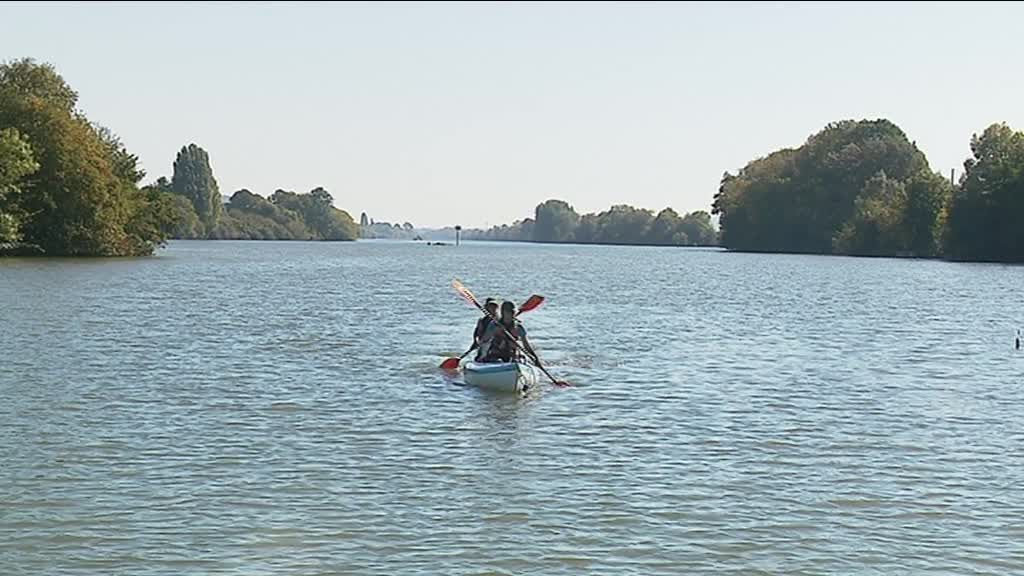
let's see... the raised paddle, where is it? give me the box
[452,279,571,387]
[438,294,546,369]
[518,294,545,315]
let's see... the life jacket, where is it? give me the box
[485,320,524,361]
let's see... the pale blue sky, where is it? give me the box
[2,1,1022,228]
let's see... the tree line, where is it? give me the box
[712,119,1024,262]
[0,59,358,255]
[146,144,358,241]
[358,212,418,239]
[465,201,717,247]
[4,59,1020,261]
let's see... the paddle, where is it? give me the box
[518,294,545,315]
[452,279,571,387]
[440,349,473,370]
[439,294,546,370]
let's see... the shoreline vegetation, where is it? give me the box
[2,59,1021,262]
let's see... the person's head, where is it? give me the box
[500,300,516,321]
[485,298,499,316]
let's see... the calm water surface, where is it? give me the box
[2,240,1023,575]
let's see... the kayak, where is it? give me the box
[463,361,537,393]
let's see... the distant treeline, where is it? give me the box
[0,58,359,255]
[713,119,1024,263]
[358,213,418,239]
[5,58,1021,262]
[147,145,359,242]
[463,201,718,247]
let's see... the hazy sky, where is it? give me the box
[3,1,1022,228]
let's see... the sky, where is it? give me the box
[2,1,1023,228]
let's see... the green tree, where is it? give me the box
[172,143,222,232]
[533,199,579,242]
[902,170,951,257]
[0,127,40,242]
[0,58,172,255]
[945,123,1024,262]
[832,172,908,255]
[679,211,716,246]
[591,205,653,244]
[646,208,685,245]
[0,58,77,112]
[268,188,358,240]
[714,119,936,255]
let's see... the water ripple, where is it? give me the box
[2,241,1023,574]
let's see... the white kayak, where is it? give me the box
[463,361,537,393]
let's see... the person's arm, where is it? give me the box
[519,329,541,366]
[471,319,483,350]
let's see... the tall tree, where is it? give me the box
[172,144,222,232]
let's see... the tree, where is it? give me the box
[679,211,716,246]
[902,170,951,257]
[172,143,221,232]
[646,208,684,245]
[832,172,908,255]
[592,205,653,244]
[0,127,40,242]
[944,123,1024,262]
[533,199,579,242]
[268,187,358,241]
[573,213,599,243]
[403,222,414,231]
[0,58,173,255]
[0,58,78,112]
[472,201,717,246]
[713,119,938,256]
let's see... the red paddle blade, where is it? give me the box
[440,357,461,370]
[554,380,572,387]
[517,294,545,315]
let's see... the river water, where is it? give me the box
[2,240,1023,574]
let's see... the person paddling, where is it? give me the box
[471,298,500,361]
[482,301,540,365]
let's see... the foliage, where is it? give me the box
[0,127,40,242]
[161,186,359,241]
[533,199,580,242]
[944,123,1024,262]
[469,201,717,246]
[172,143,222,233]
[713,119,948,257]
[0,58,174,256]
[359,213,419,239]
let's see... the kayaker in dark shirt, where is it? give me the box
[481,301,540,364]
[472,298,500,361]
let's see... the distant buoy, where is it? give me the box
[1017,330,1021,351]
